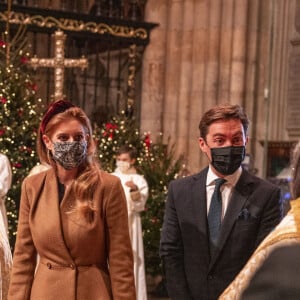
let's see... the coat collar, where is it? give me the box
[41,169,76,263]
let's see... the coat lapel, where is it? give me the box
[40,169,75,262]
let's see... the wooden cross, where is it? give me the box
[28,30,88,101]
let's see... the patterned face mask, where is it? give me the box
[52,141,87,170]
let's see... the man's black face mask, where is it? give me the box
[210,146,245,175]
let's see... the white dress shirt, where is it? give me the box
[206,165,242,219]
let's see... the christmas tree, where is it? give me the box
[0,30,43,247]
[139,135,184,275]
[96,111,184,276]
[94,111,144,172]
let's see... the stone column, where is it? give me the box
[187,0,210,171]
[140,1,169,136]
[229,0,248,106]
[161,0,183,144]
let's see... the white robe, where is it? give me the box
[0,154,12,299]
[0,211,12,300]
[0,154,12,232]
[113,168,149,300]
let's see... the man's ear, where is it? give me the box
[245,135,249,145]
[198,137,207,152]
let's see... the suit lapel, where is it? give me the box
[209,170,253,269]
[191,169,209,242]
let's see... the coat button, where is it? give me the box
[47,263,52,269]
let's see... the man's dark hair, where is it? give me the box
[198,103,249,139]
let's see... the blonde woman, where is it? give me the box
[8,100,136,300]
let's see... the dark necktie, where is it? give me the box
[208,178,226,256]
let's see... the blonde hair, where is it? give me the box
[37,105,100,218]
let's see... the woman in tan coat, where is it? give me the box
[8,100,136,300]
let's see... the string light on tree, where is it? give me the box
[0,30,43,248]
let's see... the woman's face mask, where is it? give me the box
[52,140,87,170]
[116,160,131,173]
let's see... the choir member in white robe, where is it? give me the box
[112,145,149,300]
[0,154,13,299]
[0,154,12,232]
[0,211,12,300]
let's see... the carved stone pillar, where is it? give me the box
[140,1,168,135]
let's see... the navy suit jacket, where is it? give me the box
[159,167,282,300]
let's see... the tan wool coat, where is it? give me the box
[8,168,136,300]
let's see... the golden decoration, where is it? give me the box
[0,11,148,40]
[27,30,88,101]
[127,44,137,112]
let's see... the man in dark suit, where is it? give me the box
[159,103,282,300]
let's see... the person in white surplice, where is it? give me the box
[112,145,149,300]
[0,153,12,232]
[0,153,13,299]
